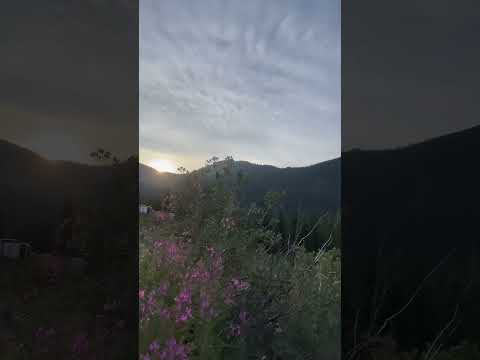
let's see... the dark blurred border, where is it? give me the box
[1,1,138,358]
[342,0,480,358]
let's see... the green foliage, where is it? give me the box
[140,156,341,359]
[275,209,341,253]
[140,157,340,221]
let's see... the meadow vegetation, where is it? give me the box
[139,157,341,360]
[0,149,137,359]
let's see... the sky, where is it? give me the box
[342,0,480,150]
[1,0,138,164]
[140,0,340,172]
[3,0,477,168]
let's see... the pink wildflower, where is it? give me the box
[176,306,192,323]
[231,278,250,291]
[157,282,169,296]
[158,338,189,360]
[175,289,191,305]
[149,340,160,353]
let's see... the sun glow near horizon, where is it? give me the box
[140,148,179,173]
[140,0,340,168]
[147,158,178,173]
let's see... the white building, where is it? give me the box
[139,204,152,214]
[0,239,32,259]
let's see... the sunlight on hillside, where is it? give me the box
[139,148,179,173]
[148,158,177,173]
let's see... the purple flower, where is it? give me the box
[175,289,191,305]
[176,306,192,323]
[231,278,250,291]
[159,338,189,360]
[157,282,169,297]
[149,340,160,353]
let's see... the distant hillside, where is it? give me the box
[140,158,340,215]
[342,124,480,351]
[139,162,181,202]
[0,139,128,251]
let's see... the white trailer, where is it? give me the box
[139,204,152,214]
[0,239,32,259]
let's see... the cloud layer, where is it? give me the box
[140,0,340,170]
[1,0,138,163]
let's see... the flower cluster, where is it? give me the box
[139,234,251,359]
[143,338,189,360]
[223,277,250,305]
[140,283,170,323]
[152,239,188,267]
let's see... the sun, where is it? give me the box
[148,159,177,173]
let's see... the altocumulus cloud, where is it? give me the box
[140,0,340,170]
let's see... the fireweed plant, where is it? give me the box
[139,157,341,360]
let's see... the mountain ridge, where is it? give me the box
[342,123,480,350]
[139,157,341,215]
[140,157,340,175]
[0,139,135,250]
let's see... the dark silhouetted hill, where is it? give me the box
[139,162,181,202]
[0,139,122,251]
[342,125,480,352]
[139,158,340,215]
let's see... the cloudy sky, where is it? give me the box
[140,0,340,172]
[1,0,138,164]
[342,0,480,150]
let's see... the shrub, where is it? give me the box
[139,157,340,359]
